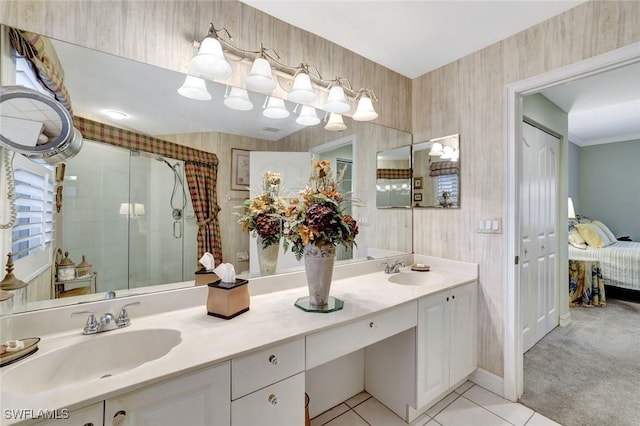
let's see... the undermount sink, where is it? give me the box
[387,270,445,286]
[2,328,181,395]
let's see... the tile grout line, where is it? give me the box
[460,394,519,426]
[522,410,536,425]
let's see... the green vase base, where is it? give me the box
[294,296,344,313]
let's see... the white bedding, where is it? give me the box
[568,241,640,291]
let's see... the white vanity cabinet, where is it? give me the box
[415,281,478,409]
[230,338,305,426]
[33,402,104,426]
[104,362,230,426]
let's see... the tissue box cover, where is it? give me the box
[207,279,249,319]
[195,270,219,286]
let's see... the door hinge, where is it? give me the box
[515,255,519,265]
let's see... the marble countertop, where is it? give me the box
[0,255,477,424]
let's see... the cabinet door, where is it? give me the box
[104,362,230,426]
[450,282,478,385]
[231,372,304,426]
[416,292,450,408]
[34,402,104,425]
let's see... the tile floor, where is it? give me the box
[311,381,562,426]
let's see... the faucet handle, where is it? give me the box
[116,301,141,327]
[71,310,99,334]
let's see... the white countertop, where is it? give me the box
[0,255,477,424]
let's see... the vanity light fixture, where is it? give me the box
[429,142,444,156]
[262,96,290,119]
[353,89,378,121]
[324,81,351,114]
[324,112,347,131]
[440,145,455,160]
[191,24,232,80]
[451,148,459,162]
[224,87,253,111]
[288,66,317,105]
[177,75,212,101]
[189,23,379,122]
[296,105,321,126]
[245,46,277,94]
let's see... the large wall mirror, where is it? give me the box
[1,30,413,312]
[412,134,460,208]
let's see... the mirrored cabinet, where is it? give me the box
[412,134,460,209]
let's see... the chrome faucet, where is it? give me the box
[384,261,406,274]
[72,301,141,335]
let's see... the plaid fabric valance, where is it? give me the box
[430,161,459,177]
[376,168,412,179]
[73,116,223,264]
[9,28,73,115]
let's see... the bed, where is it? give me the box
[568,241,640,291]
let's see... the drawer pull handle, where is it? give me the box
[268,394,278,406]
[112,410,126,425]
[369,321,374,328]
[446,297,450,302]
[268,354,279,365]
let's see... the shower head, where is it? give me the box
[155,156,175,169]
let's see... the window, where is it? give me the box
[435,174,459,207]
[11,155,54,264]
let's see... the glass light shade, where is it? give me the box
[191,37,232,80]
[323,86,351,113]
[288,73,316,104]
[429,142,444,156]
[245,57,276,93]
[177,75,212,101]
[568,197,576,219]
[441,145,454,159]
[451,148,459,162]
[324,113,347,131]
[224,87,253,111]
[296,105,320,126]
[352,94,378,121]
[263,97,290,119]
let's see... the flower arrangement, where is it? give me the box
[439,190,453,208]
[284,159,359,260]
[238,171,287,248]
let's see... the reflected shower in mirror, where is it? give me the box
[376,145,411,208]
[412,134,460,208]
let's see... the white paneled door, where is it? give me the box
[521,121,559,353]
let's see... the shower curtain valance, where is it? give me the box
[8,27,74,115]
[73,116,223,265]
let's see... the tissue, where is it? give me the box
[214,263,236,283]
[198,252,215,271]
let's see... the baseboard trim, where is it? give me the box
[471,368,505,398]
[559,312,571,327]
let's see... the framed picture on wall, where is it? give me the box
[413,192,423,202]
[413,177,423,189]
[231,148,250,191]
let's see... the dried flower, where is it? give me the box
[237,172,287,248]
[284,159,359,260]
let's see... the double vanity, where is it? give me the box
[1,255,477,426]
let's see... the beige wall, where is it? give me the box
[411,1,640,376]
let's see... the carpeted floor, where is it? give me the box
[520,298,640,426]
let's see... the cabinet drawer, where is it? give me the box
[232,337,304,399]
[306,301,417,369]
[231,372,305,426]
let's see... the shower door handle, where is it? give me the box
[173,221,182,239]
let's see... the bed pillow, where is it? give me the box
[568,228,587,249]
[592,220,616,243]
[575,223,611,248]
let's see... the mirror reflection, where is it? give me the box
[2,32,413,312]
[376,146,411,208]
[412,134,460,208]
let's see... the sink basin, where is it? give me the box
[2,328,181,395]
[387,271,445,286]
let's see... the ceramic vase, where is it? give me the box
[257,237,279,276]
[303,241,336,309]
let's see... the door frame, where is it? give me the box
[504,41,640,401]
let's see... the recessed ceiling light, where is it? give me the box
[104,110,128,120]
